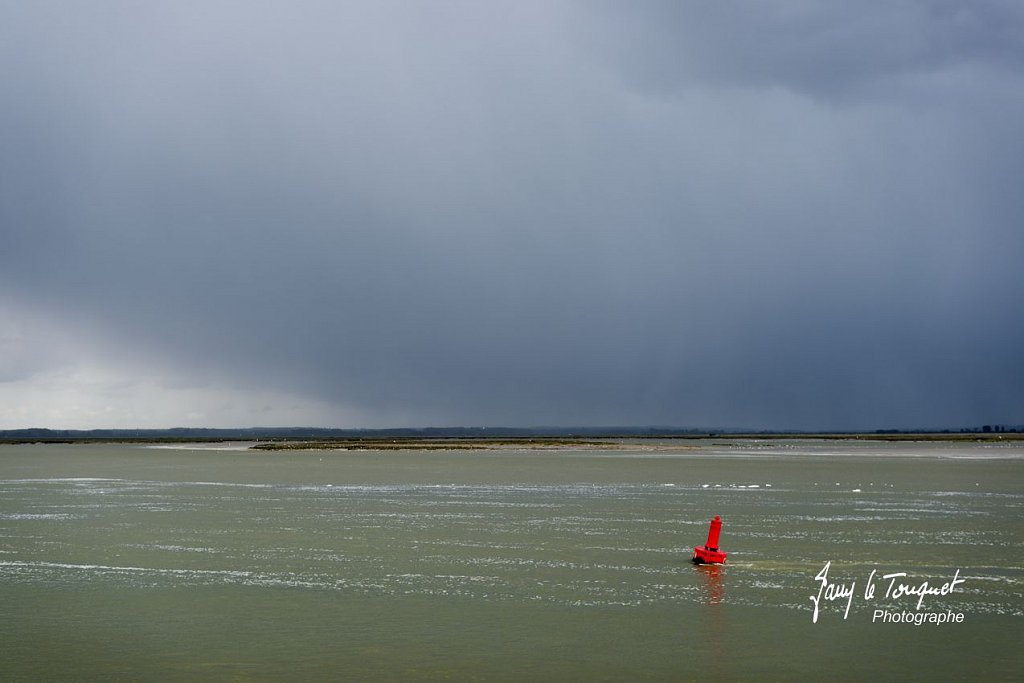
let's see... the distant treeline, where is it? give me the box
[1,425,1020,443]
[0,426,709,442]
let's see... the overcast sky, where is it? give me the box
[2,1,1022,430]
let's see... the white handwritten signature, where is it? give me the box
[809,561,965,623]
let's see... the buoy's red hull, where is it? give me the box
[692,546,727,564]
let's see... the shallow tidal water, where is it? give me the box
[2,439,1022,680]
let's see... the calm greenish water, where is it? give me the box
[2,440,1022,680]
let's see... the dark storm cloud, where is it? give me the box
[1,1,1021,429]
[583,0,1024,101]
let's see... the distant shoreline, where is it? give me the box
[2,431,1022,447]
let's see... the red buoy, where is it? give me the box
[692,515,728,564]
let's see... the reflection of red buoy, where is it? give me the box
[692,515,728,564]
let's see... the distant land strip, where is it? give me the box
[250,438,620,451]
[1,426,1021,446]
